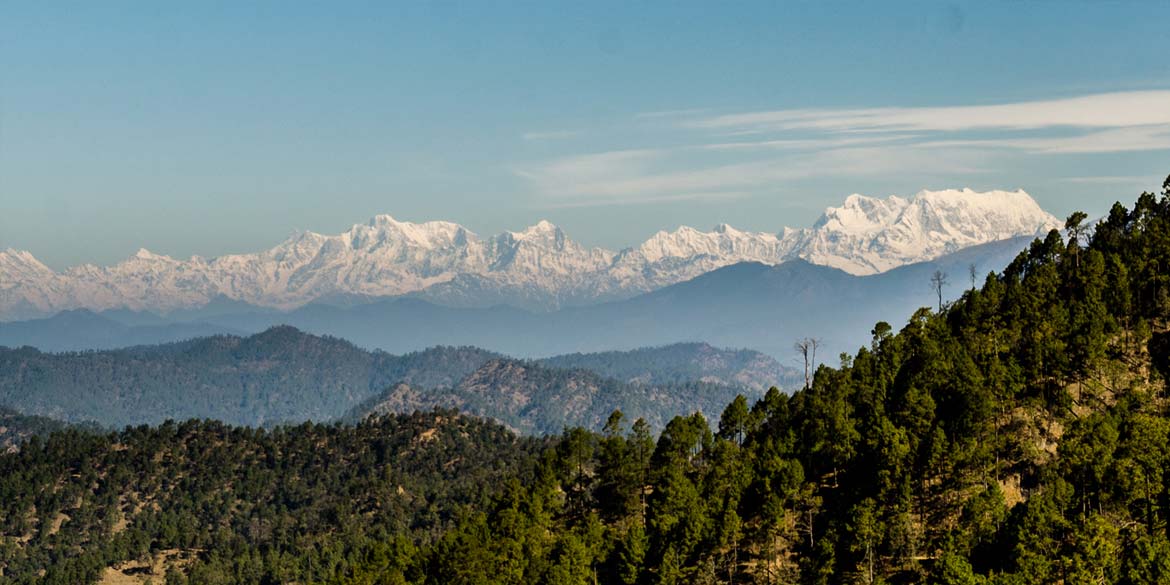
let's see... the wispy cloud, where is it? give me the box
[540,191,753,209]
[687,91,1170,133]
[698,134,916,152]
[515,90,1170,206]
[516,145,984,204]
[911,125,1170,154]
[514,149,664,189]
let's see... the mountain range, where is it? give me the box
[0,326,788,430]
[0,188,1058,319]
[0,232,1035,363]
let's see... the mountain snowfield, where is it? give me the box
[0,188,1059,319]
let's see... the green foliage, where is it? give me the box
[0,410,541,584]
[0,406,98,451]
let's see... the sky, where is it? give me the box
[2,1,1170,269]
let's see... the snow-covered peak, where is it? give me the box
[814,193,906,234]
[906,188,1052,233]
[350,215,472,250]
[367,213,400,226]
[633,224,785,264]
[1,248,42,265]
[799,188,1060,274]
[131,248,170,261]
[488,221,614,276]
[813,188,1055,238]
[507,220,561,240]
[0,248,55,278]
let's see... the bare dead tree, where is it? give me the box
[930,270,949,312]
[795,339,811,390]
[794,337,821,390]
[1066,211,1089,270]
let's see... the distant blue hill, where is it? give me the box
[0,327,785,430]
[0,309,242,351]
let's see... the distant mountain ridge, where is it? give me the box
[0,327,787,429]
[0,188,1058,319]
[202,235,1041,360]
[0,308,242,351]
[0,234,1040,362]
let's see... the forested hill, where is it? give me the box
[0,329,784,429]
[0,410,545,584]
[0,327,491,427]
[402,179,1169,584]
[350,358,751,434]
[0,407,80,453]
[539,342,800,391]
[4,179,1170,584]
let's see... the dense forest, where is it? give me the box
[3,178,1170,583]
[0,411,545,584]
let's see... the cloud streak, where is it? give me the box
[698,134,916,152]
[540,191,753,209]
[687,91,1170,133]
[911,125,1170,154]
[517,146,985,203]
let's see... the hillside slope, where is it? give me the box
[351,358,752,434]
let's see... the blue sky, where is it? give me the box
[3,2,1170,269]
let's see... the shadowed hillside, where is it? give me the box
[0,329,785,430]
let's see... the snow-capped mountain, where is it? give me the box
[791,188,1059,274]
[0,189,1059,319]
